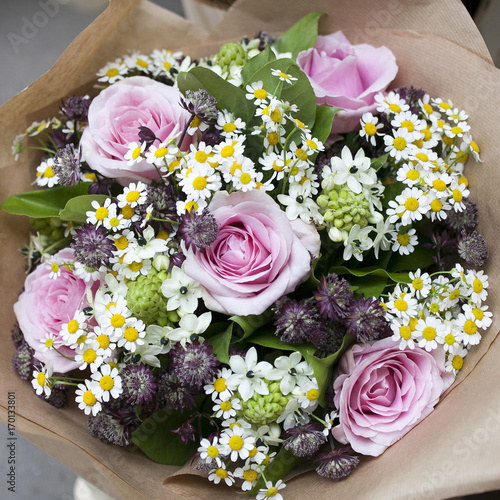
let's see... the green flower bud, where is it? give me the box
[237,380,291,426]
[126,267,171,326]
[153,255,170,272]
[215,42,247,72]
[30,217,65,248]
[316,194,330,209]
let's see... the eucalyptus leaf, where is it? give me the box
[177,67,253,122]
[131,410,198,465]
[274,12,323,58]
[0,183,91,219]
[59,194,109,223]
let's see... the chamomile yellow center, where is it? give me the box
[364,122,377,136]
[422,327,437,341]
[83,390,97,406]
[229,436,244,450]
[124,327,139,342]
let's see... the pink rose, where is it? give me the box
[332,338,454,456]
[183,190,320,316]
[13,248,95,373]
[80,76,193,185]
[297,31,398,134]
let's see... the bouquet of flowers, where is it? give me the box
[1,1,500,499]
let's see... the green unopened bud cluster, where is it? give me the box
[215,42,247,72]
[126,267,178,326]
[237,380,291,426]
[31,217,65,243]
[317,184,371,241]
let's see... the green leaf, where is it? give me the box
[310,105,338,144]
[274,12,323,58]
[304,333,355,406]
[231,309,274,341]
[131,410,198,465]
[206,323,233,365]
[59,194,109,223]
[388,245,435,272]
[350,274,388,298]
[249,333,316,358]
[331,265,412,284]
[371,153,389,172]
[241,45,276,85]
[0,183,91,219]
[177,67,253,122]
[250,447,302,494]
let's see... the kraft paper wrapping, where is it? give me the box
[1,0,500,498]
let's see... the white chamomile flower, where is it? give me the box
[61,311,87,346]
[408,270,431,298]
[323,410,339,437]
[392,226,418,255]
[121,258,152,281]
[384,128,414,162]
[245,81,269,104]
[117,318,146,352]
[123,226,168,263]
[213,397,241,420]
[234,463,261,491]
[73,261,107,283]
[360,112,383,146]
[166,312,211,348]
[391,187,430,225]
[35,158,59,187]
[39,332,60,353]
[226,347,273,401]
[415,316,446,352]
[466,270,488,303]
[103,209,127,232]
[175,198,207,216]
[216,109,246,138]
[145,142,178,166]
[117,182,147,208]
[231,164,258,192]
[86,198,114,227]
[92,325,116,359]
[208,461,235,486]
[390,318,417,350]
[32,365,53,398]
[391,111,426,140]
[271,68,297,84]
[462,304,492,329]
[124,142,146,166]
[180,164,221,202]
[46,256,63,279]
[375,91,409,114]
[75,379,102,416]
[439,324,461,353]
[444,121,470,139]
[97,59,127,83]
[295,379,320,411]
[75,340,105,372]
[198,437,222,464]
[257,480,286,500]
[204,367,234,401]
[448,182,469,212]
[91,364,123,402]
[161,266,202,313]
[124,52,152,72]
[445,346,469,375]
[141,204,154,229]
[385,285,419,320]
[219,426,255,462]
[462,134,481,162]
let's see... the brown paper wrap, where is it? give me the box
[1,0,500,498]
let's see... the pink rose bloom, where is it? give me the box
[297,31,398,134]
[183,190,320,316]
[332,338,454,456]
[13,248,96,373]
[80,76,193,185]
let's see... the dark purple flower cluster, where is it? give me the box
[179,208,219,252]
[52,144,81,187]
[315,447,360,479]
[61,95,91,122]
[71,223,115,269]
[180,89,218,124]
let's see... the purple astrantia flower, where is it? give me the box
[273,297,320,344]
[11,322,24,348]
[87,403,135,447]
[395,85,426,115]
[52,144,81,186]
[137,181,179,233]
[344,295,390,343]
[120,363,156,407]
[169,341,219,391]
[255,30,276,51]
[315,274,354,321]
[88,178,112,196]
[71,223,115,269]
[283,423,327,457]
[172,421,196,444]
[180,89,218,124]
[156,372,196,412]
[61,95,91,122]
[138,126,157,150]
[315,447,360,479]
[309,319,346,356]
[41,386,68,409]
[201,127,221,147]
[179,208,219,252]
[12,340,35,380]
[445,199,478,232]
[457,229,489,267]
